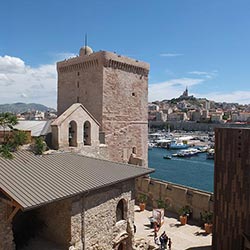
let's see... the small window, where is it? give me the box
[132,92,135,96]
[77,81,79,88]
[77,96,79,102]
[116,199,126,222]
[132,147,137,154]
[83,121,91,145]
[77,72,80,76]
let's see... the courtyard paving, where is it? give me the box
[134,205,212,250]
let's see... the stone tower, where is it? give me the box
[57,45,150,167]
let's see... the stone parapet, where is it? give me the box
[136,177,213,221]
[57,51,149,75]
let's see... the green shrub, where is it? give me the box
[179,205,192,217]
[157,199,165,209]
[0,144,14,159]
[201,211,213,224]
[139,193,148,203]
[33,137,46,155]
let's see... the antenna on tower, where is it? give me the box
[84,33,88,55]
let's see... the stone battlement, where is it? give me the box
[57,51,149,76]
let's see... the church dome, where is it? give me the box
[79,46,93,56]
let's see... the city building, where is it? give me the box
[191,110,202,122]
[155,111,167,122]
[231,112,250,122]
[180,86,188,98]
[167,112,188,121]
[148,103,159,112]
[213,128,250,250]
[210,112,223,123]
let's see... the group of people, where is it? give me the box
[154,230,172,249]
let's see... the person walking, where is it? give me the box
[168,238,172,250]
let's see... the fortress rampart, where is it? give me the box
[136,177,214,221]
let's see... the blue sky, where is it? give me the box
[1,0,250,108]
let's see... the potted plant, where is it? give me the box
[138,194,147,211]
[201,211,213,234]
[179,205,192,225]
[157,199,165,209]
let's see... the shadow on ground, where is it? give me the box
[186,246,212,250]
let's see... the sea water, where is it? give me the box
[148,148,214,192]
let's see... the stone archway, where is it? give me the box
[118,242,125,250]
[69,121,77,147]
[83,121,91,145]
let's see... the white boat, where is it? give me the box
[197,146,209,152]
[206,149,215,159]
[168,141,189,150]
[174,148,200,157]
[148,142,155,150]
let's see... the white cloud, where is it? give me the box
[20,93,27,98]
[0,55,26,73]
[149,76,250,104]
[0,55,57,108]
[149,78,204,101]
[160,53,183,57]
[0,73,14,86]
[198,91,250,105]
[54,52,77,61]
[188,70,218,79]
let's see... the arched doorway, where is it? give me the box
[83,121,91,145]
[69,121,77,147]
[118,242,125,250]
[116,199,127,222]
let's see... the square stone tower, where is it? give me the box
[57,46,150,166]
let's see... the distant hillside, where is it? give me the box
[0,103,56,113]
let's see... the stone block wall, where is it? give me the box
[52,105,100,150]
[102,66,148,167]
[57,50,149,167]
[83,179,135,250]
[0,201,15,250]
[37,198,71,247]
[57,57,103,119]
[136,177,213,220]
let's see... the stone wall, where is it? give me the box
[51,104,100,150]
[0,201,15,250]
[136,177,213,220]
[57,56,103,119]
[57,50,149,167]
[83,180,135,250]
[37,198,71,247]
[102,66,148,167]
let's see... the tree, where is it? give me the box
[0,113,18,143]
[0,113,19,159]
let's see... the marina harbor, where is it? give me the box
[148,130,214,192]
